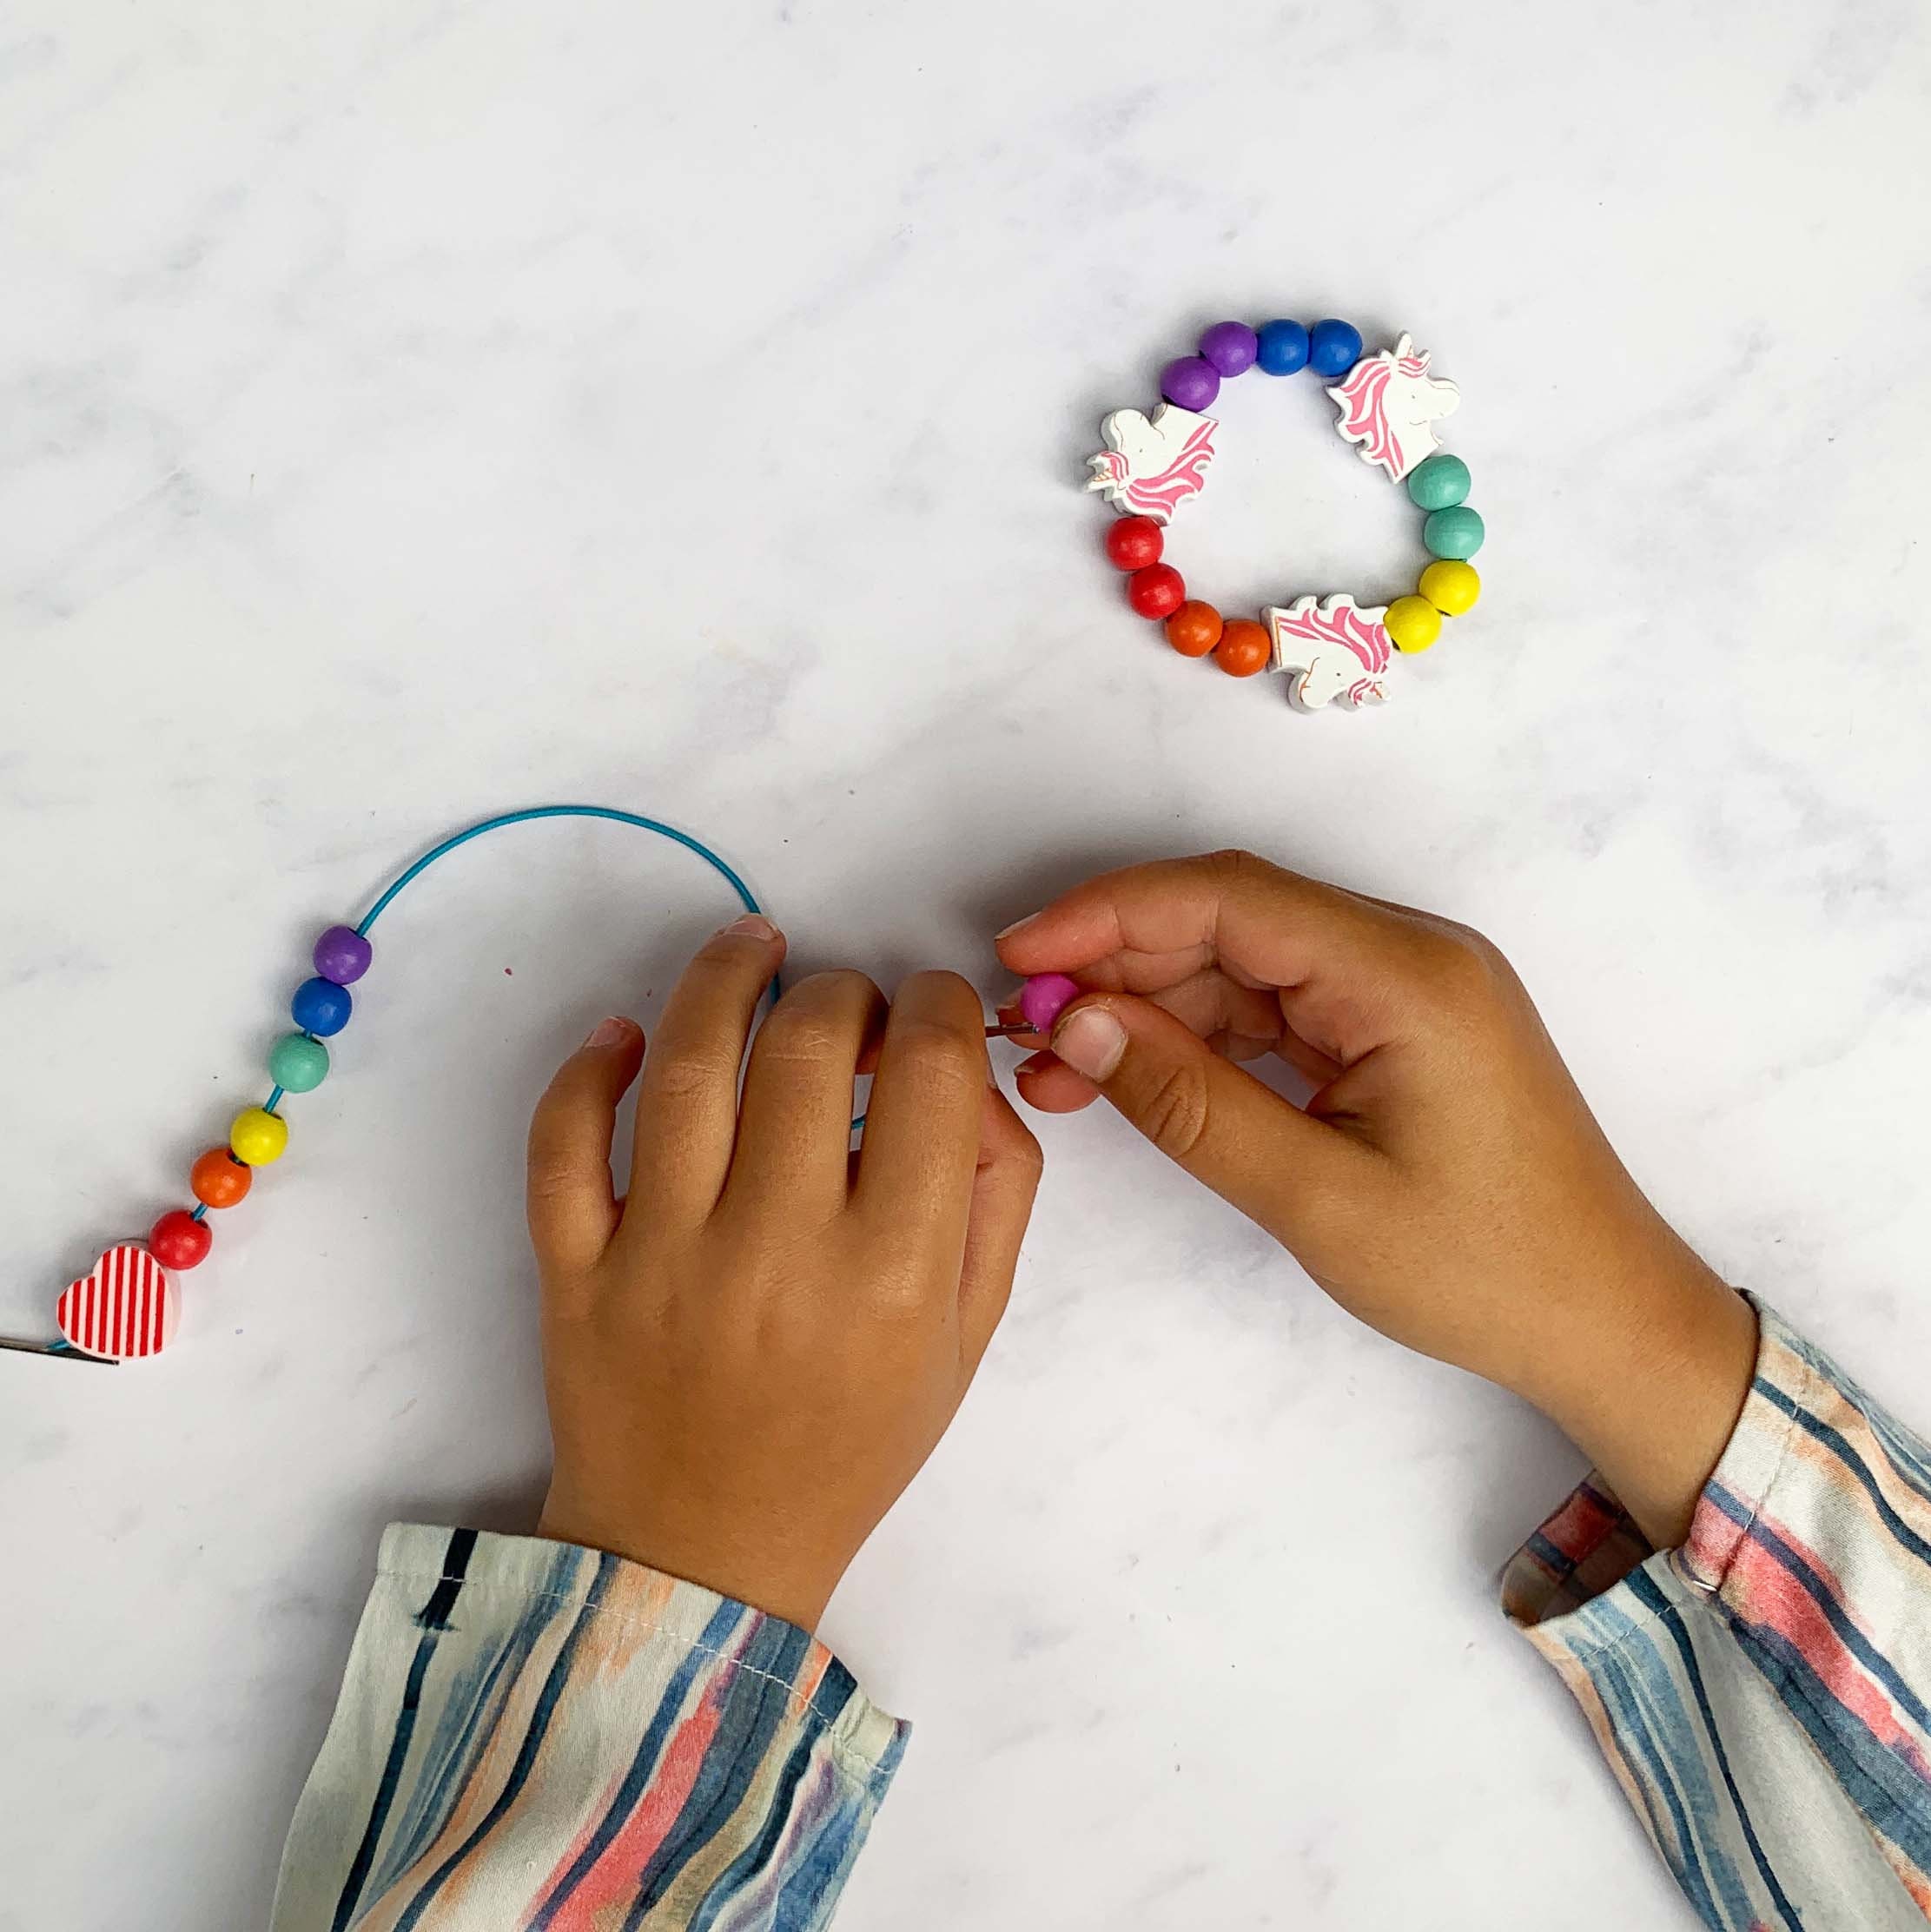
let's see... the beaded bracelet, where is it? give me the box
[1085,315,1485,710]
[20,806,1074,1366]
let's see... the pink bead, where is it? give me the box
[1019,973,1081,1033]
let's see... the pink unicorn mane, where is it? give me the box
[1278,597,1390,675]
[1127,419,1216,519]
[1332,358,1400,473]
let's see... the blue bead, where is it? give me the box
[1254,320,1310,376]
[291,976,354,1037]
[1307,319,1364,378]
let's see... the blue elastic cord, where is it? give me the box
[356,806,764,939]
[353,805,840,1111]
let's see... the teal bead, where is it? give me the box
[1423,504,1485,560]
[1405,453,1470,511]
[268,1032,330,1094]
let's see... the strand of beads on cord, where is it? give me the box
[148,924,371,1272]
[1099,315,1485,670]
[45,807,780,1362]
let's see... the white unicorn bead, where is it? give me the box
[1265,594,1393,711]
[1326,333,1459,483]
[1083,404,1218,524]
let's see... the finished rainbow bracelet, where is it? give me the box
[1085,314,1484,710]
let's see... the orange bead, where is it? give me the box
[1213,618,1271,678]
[190,1146,253,1210]
[1165,599,1223,658]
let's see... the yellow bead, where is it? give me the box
[1385,594,1443,653]
[1418,559,1480,617]
[230,1106,288,1166]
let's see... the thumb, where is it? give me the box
[1048,994,1372,1242]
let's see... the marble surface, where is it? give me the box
[3,3,1930,1924]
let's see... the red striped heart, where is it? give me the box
[56,1245,179,1360]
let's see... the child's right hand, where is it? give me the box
[996,850,1757,1547]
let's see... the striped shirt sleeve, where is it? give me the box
[269,1524,908,1931]
[1504,1298,1931,1929]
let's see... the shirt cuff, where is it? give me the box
[273,1524,908,1931]
[1498,1298,1931,1929]
[1501,1294,1809,1642]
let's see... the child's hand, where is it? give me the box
[996,852,1756,1546]
[526,916,1042,1631]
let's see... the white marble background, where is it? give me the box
[3,3,1928,1925]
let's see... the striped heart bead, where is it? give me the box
[55,1245,180,1360]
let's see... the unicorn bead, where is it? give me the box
[1265,594,1393,710]
[1326,333,1459,483]
[1084,404,1219,523]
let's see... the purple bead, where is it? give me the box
[1160,356,1220,413]
[1197,321,1259,378]
[313,924,374,986]
[1019,973,1081,1034]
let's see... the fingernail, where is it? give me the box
[1052,1006,1127,1082]
[995,911,1040,941]
[583,1015,632,1049]
[720,913,778,942]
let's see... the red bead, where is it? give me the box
[1126,563,1186,619]
[1214,619,1273,678]
[150,1208,212,1270]
[1165,599,1222,658]
[190,1147,253,1209]
[1104,516,1163,572]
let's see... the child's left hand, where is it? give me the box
[525,916,1042,1631]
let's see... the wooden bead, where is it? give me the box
[1255,320,1310,374]
[1198,321,1259,377]
[1104,516,1163,572]
[1385,595,1443,653]
[1423,504,1485,559]
[1406,452,1470,511]
[1161,356,1220,412]
[190,1147,253,1209]
[291,976,353,1037]
[1213,619,1272,677]
[313,925,373,986]
[1126,563,1186,619]
[230,1107,288,1166]
[1419,559,1480,615]
[1165,600,1223,658]
[269,1032,330,1094]
[1307,319,1364,378]
[149,1208,212,1270]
